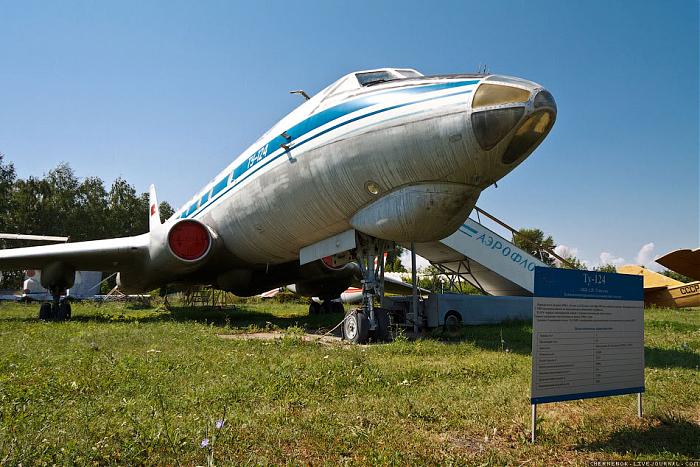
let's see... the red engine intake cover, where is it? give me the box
[168,220,210,261]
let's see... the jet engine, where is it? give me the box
[118,219,217,293]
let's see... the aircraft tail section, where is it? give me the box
[148,184,162,231]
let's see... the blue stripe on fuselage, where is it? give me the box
[181,79,479,219]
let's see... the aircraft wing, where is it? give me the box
[656,248,700,282]
[616,264,683,289]
[0,235,150,272]
[382,275,430,295]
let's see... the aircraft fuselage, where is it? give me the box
[168,70,556,294]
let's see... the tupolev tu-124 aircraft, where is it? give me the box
[0,67,556,342]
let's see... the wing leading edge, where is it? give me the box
[0,234,150,272]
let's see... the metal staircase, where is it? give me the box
[408,207,570,296]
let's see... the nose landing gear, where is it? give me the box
[342,233,392,344]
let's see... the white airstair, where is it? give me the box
[408,207,568,296]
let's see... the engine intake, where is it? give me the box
[167,220,211,262]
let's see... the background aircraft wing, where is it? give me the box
[616,264,683,289]
[381,275,430,295]
[656,248,700,282]
[0,235,150,272]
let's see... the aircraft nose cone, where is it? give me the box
[470,80,556,164]
[533,89,557,113]
[500,89,556,165]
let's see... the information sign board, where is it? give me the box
[531,267,644,404]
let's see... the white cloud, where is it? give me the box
[554,244,578,259]
[635,242,655,267]
[553,244,592,268]
[400,249,431,272]
[599,251,625,267]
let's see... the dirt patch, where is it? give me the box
[217,331,347,346]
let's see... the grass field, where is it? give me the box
[0,300,698,465]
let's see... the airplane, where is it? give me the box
[0,67,557,343]
[656,248,700,282]
[617,264,700,308]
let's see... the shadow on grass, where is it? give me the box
[430,320,534,355]
[645,347,700,369]
[579,415,700,457]
[0,302,345,331]
[64,305,346,332]
[429,323,700,370]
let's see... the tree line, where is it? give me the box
[0,154,174,288]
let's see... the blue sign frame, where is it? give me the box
[531,267,644,404]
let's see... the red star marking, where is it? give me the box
[150,204,156,216]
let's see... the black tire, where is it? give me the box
[54,301,67,321]
[444,311,463,333]
[333,301,345,314]
[374,308,392,342]
[343,310,369,344]
[308,301,321,315]
[320,301,334,314]
[64,301,72,320]
[38,303,52,320]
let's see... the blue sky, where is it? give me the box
[1,0,697,270]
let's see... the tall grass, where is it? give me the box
[0,301,697,464]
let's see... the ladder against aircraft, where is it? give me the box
[410,207,559,297]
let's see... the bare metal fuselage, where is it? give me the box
[165,72,555,295]
[0,70,556,299]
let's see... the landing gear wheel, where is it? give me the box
[321,301,333,314]
[308,301,321,315]
[320,300,344,314]
[374,308,392,342]
[53,301,65,321]
[64,301,72,320]
[444,311,462,335]
[343,310,369,344]
[39,303,52,320]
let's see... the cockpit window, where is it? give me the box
[356,70,399,86]
[396,69,422,78]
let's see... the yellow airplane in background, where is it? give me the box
[617,264,700,308]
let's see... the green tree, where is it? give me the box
[107,177,147,237]
[662,269,693,284]
[74,176,109,241]
[9,176,52,236]
[159,201,175,221]
[45,163,80,238]
[0,154,16,234]
[385,244,407,272]
[559,255,586,270]
[512,228,556,265]
[595,264,617,273]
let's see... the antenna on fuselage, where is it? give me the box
[477,63,490,74]
[289,90,311,101]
